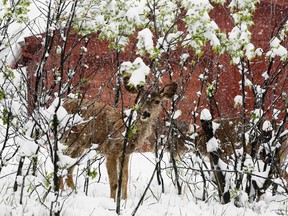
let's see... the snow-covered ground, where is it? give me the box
[0,150,287,216]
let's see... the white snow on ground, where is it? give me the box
[0,148,287,216]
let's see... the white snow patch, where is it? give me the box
[262,120,272,132]
[212,121,220,132]
[273,108,280,120]
[15,136,38,157]
[172,110,182,119]
[261,71,269,80]
[57,151,77,169]
[126,7,141,25]
[234,95,243,107]
[200,108,212,121]
[206,137,219,152]
[252,169,270,189]
[266,37,288,60]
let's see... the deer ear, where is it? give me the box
[160,82,177,99]
[63,98,81,114]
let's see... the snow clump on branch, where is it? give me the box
[120,57,150,87]
[200,108,212,121]
[137,28,155,57]
[266,37,288,61]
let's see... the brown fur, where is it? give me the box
[60,83,177,200]
[146,120,191,157]
[194,118,247,161]
[193,117,288,186]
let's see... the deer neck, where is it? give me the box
[128,117,156,152]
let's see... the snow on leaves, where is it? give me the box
[120,57,150,87]
[157,32,184,54]
[262,120,273,132]
[0,0,31,24]
[73,0,147,41]
[137,28,155,57]
[149,0,180,35]
[234,95,243,107]
[226,0,260,63]
[266,37,288,61]
[181,0,221,55]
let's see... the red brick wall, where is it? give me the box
[20,2,288,121]
[261,0,288,7]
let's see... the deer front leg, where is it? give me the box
[59,176,64,190]
[106,156,118,200]
[121,155,130,200]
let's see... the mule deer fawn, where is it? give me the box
[194,117,288,166]
[192,114,288,201]
[60,82,177,200]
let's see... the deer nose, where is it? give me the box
[141,111,151,119]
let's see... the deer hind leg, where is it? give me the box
[66,165,77,190]
[58,165,76,190]
[106,155,118,200]
[64,141,87,190]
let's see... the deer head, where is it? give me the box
[123,70,177,122]
[124,82,178,153]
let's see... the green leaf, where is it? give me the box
[128,126,137,138]
[88,168,97,180]
[44,172,54,188]
[0,90,5,100]
[1,108,14,125]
